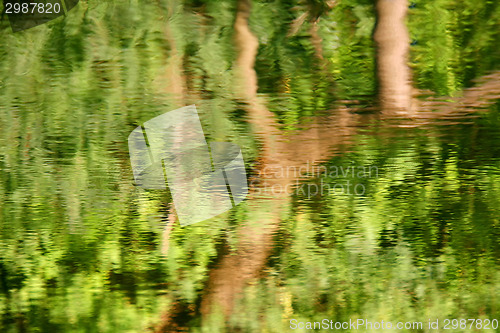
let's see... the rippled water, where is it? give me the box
[0,1,499,332]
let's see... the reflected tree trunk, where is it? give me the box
[199,0,363,323]
[154,21,187,107]
[309,22,325,61]
[198,0,500,320]
[153,0,500,327]
[374,0,415,113]
[200,0,283,320]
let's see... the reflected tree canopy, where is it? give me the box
[0,0,499,331]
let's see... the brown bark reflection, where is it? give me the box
[374,0,416,113]
[198,0,500,322]
[154,21,187,108]
[198,0,363,323]
[153,0,500,328]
